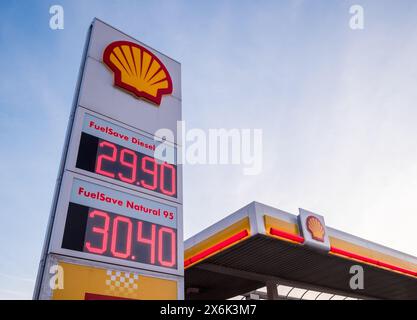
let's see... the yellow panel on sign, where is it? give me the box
[52,262,177,300]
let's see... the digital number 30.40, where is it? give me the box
[85,209,176,268]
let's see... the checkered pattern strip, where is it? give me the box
[105,270,139,296]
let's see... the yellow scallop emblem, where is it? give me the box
[103,41,173,105]
[306,216,325,242]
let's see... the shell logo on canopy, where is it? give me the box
[306,215,325,242]
[103,41,173,106]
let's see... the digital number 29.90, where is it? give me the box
[95,141,176,196]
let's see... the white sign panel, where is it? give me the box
[79,19,181,143]
[49,172,182,275]
[64,107,182,202]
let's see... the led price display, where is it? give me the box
[62,203,177,268]
[76,133,177,197]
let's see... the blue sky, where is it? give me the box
[1,0,417,299]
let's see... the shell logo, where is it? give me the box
[306,216,325,242]
[103,41,173,106]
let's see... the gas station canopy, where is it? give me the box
[184,202,417,300]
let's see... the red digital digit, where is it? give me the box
[140,156,158,190]
[158,227,176,267]
[160,162,176,196]
[110,216,133,259]
[118,148,137,184]
[85,210,110,254]
[137,221,156,264]
[95,141,117,178]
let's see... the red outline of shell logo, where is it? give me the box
[103,40,173,106]
[306,216,325,243]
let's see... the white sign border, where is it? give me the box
[65,106,183,204]
[49,171,184,277]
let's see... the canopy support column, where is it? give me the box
[266,281,279,300]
